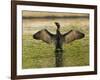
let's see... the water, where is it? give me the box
[22,18,89,34]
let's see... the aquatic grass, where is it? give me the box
[22,18,89,69]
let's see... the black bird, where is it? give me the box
[33,22,85,50]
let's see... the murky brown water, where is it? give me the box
[22,18,89,35]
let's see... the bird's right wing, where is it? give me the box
[63,30,85,44]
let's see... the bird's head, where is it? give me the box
[55,22,60,30]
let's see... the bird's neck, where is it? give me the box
[56,28,61,35]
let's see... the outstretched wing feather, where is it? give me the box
[63,30,84,44]
[33,29,55,44]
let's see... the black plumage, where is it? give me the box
[33,22,85,50]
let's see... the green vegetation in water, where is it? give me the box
[22,25,89,69]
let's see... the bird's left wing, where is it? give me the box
[33,29,55,44]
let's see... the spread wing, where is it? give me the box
[33,29,55,44]
[63,30,85,44]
